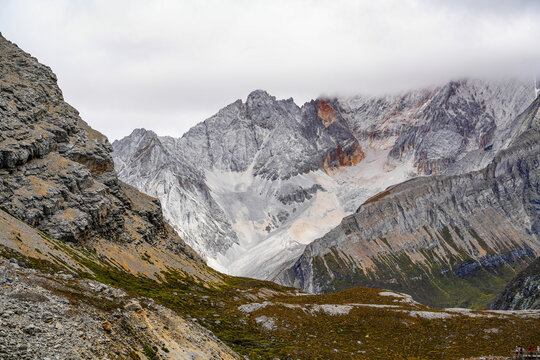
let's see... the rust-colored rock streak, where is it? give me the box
[323,142,366,171]
[317,100,337,128]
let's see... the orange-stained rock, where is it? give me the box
[317,100,337,128]
[102,321,112,333]
[323,142,366,171]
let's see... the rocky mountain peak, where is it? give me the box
[246,89,275,104]
[113,72,535,284]
[112,128,162,154]
[127,127,157,139]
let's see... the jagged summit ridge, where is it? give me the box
[275,96,540,307]
[113,78,534,281]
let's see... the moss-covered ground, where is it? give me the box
[2,238,538,360]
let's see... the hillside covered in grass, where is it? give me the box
[1,206,539,359]
[0,32,538,360]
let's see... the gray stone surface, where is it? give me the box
[0,33,198,262]
[0,258,239,360]
[113,78,534,279]
[491,257,540,310]
[275,96,540,304]
[0,33,122,243]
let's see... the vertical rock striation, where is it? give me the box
[275,96,540,308]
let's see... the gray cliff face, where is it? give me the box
[112,78,534,279]
[275,96,540,308]
[158,91,363,180]
[337,79,532,173]
[0,34,121,242]
[490,257,540,310]
[112,128,239,258]
[113,92,365,266]
[387,79,533,175]
[0,34,199,260]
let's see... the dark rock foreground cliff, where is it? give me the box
[0,32,241,359]
[0,32,198,262]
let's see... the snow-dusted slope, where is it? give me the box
[112,79,534,279]
[276,95,540,307]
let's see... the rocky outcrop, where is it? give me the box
[0,257,239,360]
[113,77,534,280]
[490,257,540,310]
[275,96,540,308]
[278,184,325,205]
[0,33,199,261]
[0,33,123,242]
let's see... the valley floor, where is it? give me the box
[1,197,538,360]
[1,220,539,360]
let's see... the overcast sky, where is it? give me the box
[2,0,540,141]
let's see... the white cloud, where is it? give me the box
[1,0,539,140]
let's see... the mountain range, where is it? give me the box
[112,77,538,307]
[277,95,540,307]
[1,32,539,359]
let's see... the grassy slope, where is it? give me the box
[311,225,532,309]
[1,208,539,360]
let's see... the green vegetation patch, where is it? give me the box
[310,244,530,309]
[0,223,538,360]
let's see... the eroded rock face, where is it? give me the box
[163,91,363,180]
[112,92,365,274]
[113,78,534,280]
[0,34,198,261]
[381,79,532,175]
[112,128,239,258]
[0,34,124,242]
[275,97,540,308]
[0,258,239,360]
[491,257,540,310]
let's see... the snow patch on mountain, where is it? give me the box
[201,146,416,278]
[112,80,534,280]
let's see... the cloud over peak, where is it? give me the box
[2,0,539,140]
